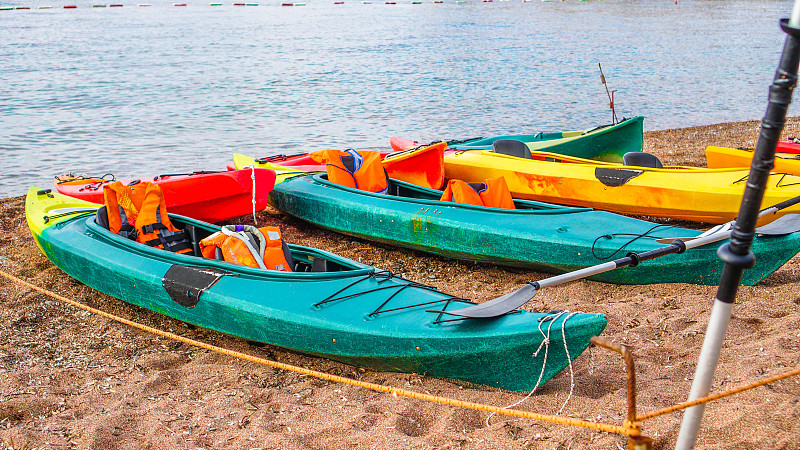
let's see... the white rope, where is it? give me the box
[219,225,267,269]
[248,165,258,225]
[486,310,579,426]
[556,312,580,415]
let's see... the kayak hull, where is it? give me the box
[442,150,800,224]
[55,169,276,223]
[391,116,644,163]
[26,187,606,392]
[269,175,800,286]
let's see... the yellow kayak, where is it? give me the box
[706,145,800,176]
[231,153,307,184]
[443,149,800,224]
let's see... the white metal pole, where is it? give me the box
[675,4,800,448]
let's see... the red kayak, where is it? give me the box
[55,169,276,223]
[777,140,800,153]
[390,136,425,153]
[227,142,446,189]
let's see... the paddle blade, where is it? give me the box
[655,214,800,244]
[754,213,800,235]
[432,284,538,318]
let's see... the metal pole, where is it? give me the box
[675,7,800,449]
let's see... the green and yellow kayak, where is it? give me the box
[391,116,644,163]
[26,186,606,392]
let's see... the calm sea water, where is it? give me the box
[1,0,796,198]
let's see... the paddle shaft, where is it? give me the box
[534,232,729,291]
[536,193,800,291]
[676,12,800,449]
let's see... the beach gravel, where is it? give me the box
[2,118,800,449]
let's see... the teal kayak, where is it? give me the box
[391,116,644,163]
[25,187,606,392]
[269,174,800,285]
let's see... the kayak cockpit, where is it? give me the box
[91,206,359,274]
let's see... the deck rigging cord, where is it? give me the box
[590,223,673,260]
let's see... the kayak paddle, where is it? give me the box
[432,196,800,319]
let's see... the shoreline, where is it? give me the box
[2,118,800,449]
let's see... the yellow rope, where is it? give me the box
[0,268,634,436]
[637,366,800,421]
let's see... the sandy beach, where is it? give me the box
[2,118,800,449]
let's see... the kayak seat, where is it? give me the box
[492,140,532,159]
[95,206,205,257]
[622,152,663,169]
[95,205,110,229]
[312,257,328,272]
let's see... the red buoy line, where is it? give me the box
[0,0,573,10]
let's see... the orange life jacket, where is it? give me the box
[103,181,193,254]
[439,177,516,209]
[309,149,389,194]
[199,225,293,272]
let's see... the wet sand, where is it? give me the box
[2,118,800,449]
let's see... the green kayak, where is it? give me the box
[269,174,800,285]
[25,187,606,392]
[391,116,644,163]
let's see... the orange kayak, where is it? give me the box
[706,146,800,176]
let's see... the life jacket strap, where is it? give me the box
[118,223,138,240]
[142,222,192,253]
